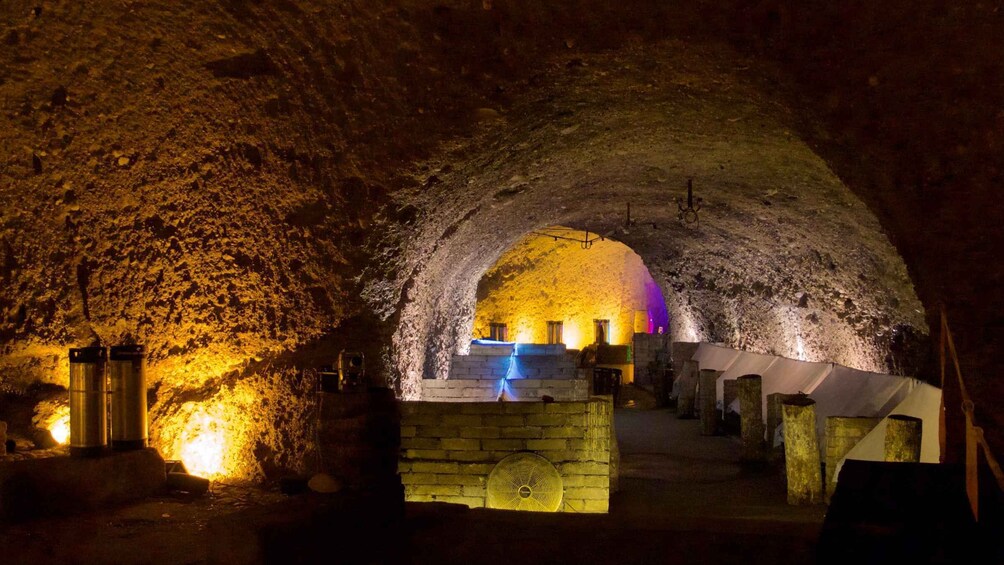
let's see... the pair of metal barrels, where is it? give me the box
[68,345,148,457]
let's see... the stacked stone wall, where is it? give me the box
[399,399,612,512]
[632,333,668,388]
[427,347,587,401]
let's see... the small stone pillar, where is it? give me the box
[670,342,699,384]
[677,360,698,419]
[738,375,765,460]
[699,369,721,435]
[884,414,922,462]
[0,420,7,456]
[782,395,823,505]
[766,393,796,460]
[825,416,881,500]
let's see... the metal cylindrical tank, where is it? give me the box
[109,345,148,450]
[69,346,108,457]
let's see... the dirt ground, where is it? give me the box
[0,386,826,565]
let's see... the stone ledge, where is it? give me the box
[0,448,166,520]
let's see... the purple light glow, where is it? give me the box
[644,277,670,334]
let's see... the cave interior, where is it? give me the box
[0,1,1002,563]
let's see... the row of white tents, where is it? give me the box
[685,343,942,465]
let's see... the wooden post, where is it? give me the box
[884,414,922,463]
[738,375,765,461]
[782,396,822,505]
[677,360,698,419]
[670,342,699,384]
[699,369,722,435]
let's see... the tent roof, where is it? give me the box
[692,343,740,372]
[716,350,778,402]
[810,365,915,426]
[689,343,912,432]
[836,382,942,480]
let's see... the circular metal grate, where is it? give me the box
[486,452,563,512]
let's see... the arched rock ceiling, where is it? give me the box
[367,44,926,398]
[2,1,997,467]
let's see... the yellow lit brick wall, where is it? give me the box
[398,398,613,513]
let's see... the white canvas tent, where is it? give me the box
[721,356,832,421]
[691,343,740,373]
[841,382,942,463]
[834,382,943,482]
[753,356,832,417]
[716,350,777,405]
[808,364,917,447]
[688,342,916,442]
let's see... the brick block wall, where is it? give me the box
[0,448,165,520]
[422,379,499,401]
[428,347,588,402]
[421,378,589,402]
[448,354,512,379]
[449,349,577,380]
[469,344,515,356]
[399,399,613,513]
[514,344,567,356]
[824,416,881,499]
[512,355,577,379]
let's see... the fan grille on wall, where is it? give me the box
[486,452,563,512]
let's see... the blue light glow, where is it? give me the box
[472,338,514,346]
[496,342,525,401]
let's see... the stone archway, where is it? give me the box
[378,43,926,399]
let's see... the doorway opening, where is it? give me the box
[470,226,669,384]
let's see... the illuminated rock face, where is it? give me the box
[151,368,315,482]
[473,231,668,349]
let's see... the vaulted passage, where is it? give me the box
[471,228,669,351]
[385,44,926,400]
